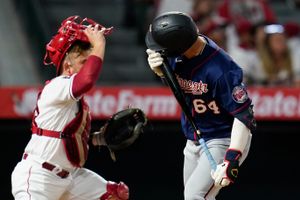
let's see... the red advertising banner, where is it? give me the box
[0,86,299,120]
[248,87,300,120]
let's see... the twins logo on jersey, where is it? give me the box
[176,75,208,95]
[232,84,248,103]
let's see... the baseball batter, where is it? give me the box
[11,16,129,200]
[145,12,256,199]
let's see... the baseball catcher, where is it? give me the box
[11,15,132,200]
[91,107,147,161]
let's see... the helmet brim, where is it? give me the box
[145,31,165,52]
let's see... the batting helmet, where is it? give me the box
[44,15,112,74]
[145,12,198,56]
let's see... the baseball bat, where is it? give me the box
[160,57,217,171]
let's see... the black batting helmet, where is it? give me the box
[145,11,198,56]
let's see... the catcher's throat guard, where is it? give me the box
[92,108,147,161]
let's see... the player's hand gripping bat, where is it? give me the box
[160,56,217,171]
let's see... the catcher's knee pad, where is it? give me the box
[100,181,129,200]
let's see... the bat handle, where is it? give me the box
[199,138,217,171]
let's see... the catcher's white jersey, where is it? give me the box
[25,74,79,170]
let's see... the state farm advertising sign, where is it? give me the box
[248,87,300,120]
[0,86,299,120]
[0,86,180,120]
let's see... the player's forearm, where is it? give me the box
[89,45,105,60]
[72,56,102,98]
[229,118,251,152]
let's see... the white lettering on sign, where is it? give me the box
[13,89,39,116]
[85,90,178,117]
[250,91,300,118]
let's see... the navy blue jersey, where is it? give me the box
[167,36,252,141]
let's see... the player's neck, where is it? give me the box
[183,36,206,59]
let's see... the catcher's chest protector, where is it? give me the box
[31,98,91,167]
[61,99,91,167]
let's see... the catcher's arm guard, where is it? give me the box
[91,108,147,161]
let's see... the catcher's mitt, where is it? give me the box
[91,108,147,161]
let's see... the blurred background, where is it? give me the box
[1,0,300,199]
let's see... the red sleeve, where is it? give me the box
[72,55,102,98]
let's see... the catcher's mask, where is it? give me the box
[43,15,113,74]
[145,11,198,57]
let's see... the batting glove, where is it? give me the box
[146,49,164,77]
[211,149,242,187]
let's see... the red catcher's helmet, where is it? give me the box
[44,15,113,74]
